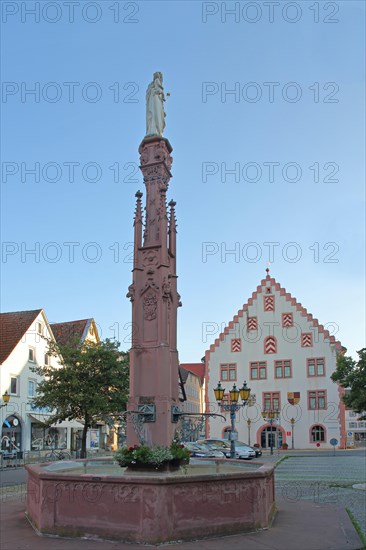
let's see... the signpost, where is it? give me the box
[330,437,338,456]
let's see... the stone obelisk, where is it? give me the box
[126,73,181,447]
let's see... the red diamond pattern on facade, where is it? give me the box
[264,295,275,312]
[231,338,241,352]
[301,333,313,347]
[282,312,293,328]
[264,336,277,354]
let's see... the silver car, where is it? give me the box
[197,439,255,460]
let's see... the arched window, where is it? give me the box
[264,336,277,354]
[311,425,326,442]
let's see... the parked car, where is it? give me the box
[182,442,225,458]
[197,439,257,460]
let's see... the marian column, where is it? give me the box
[126,73,181,447]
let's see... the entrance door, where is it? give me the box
[261,427,282,449]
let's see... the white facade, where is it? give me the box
[0,310,61,452]
[345,409,366,448]
[1,311,101,453]
[205,274,345,450]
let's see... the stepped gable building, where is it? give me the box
[204,270,346,450]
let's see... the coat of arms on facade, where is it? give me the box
[143,292,158,321]
[287,392,300,405]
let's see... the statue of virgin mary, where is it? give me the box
[146,72,166,137]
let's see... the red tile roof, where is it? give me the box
[50,320,90,347]
[180,363,205,384]
[0,309,42,364]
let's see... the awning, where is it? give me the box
[56,419,84,429]
[28,414,50,425]
[28,415,84,429]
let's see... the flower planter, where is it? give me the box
[125,458,188,472]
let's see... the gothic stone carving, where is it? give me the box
[143,292,158,321]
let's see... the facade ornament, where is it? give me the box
[143,292,158,321]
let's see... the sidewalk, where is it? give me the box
[1,493,363,550]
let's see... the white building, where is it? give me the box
[345,408,366,448]
[0,310,101,454]
[204,272,346,450]
[0,309,62,453]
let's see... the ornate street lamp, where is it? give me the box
[290,417,295,450]
[261,409,280,455]
[1,391,10,409]
[213,381,251,459]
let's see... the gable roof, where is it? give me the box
[50,319,92,347]
[180,363,205,384]
[205,274,343,362]
[0,309,43,364]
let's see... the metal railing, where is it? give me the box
[0,448,113,469]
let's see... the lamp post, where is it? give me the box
[290,417,295,450]
[213,381,251,459]
[0,391,10,409]
[261,409,279,455]
[247,419,252,447]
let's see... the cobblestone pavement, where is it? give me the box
[275,455,366,539]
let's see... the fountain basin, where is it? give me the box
[26,458,276,544]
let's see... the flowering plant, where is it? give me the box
[115,440,190,468]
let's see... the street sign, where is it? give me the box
[330,438,338,455]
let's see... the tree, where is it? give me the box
[331,348,366,416]
[31,338,129,458]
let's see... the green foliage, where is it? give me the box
[170,440,191,460]
[331,348,366,416]
[115,441,190,467]
[31,338,129,456]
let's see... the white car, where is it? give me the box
[197,439,256,460]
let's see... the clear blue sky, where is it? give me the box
[1,1,365,360]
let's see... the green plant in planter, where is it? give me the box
[170,440,191,461]
[115,441,190,468]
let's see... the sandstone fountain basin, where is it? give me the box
[26,457,276,544]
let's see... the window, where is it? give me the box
[359,422,366,428]
[10,376,18,395]
[28,380,36,397]
[220,393,230,412]
[263,392,280,411]
[349,422,357,429]
[311,425,326,442]
[28,348,35,362]
[275,360,292,378]
[308,390,326,410]
[349,411,357,417]
[250,361,267,380]
[220,363,237,382]
[307,358,325,377]
[44,354,50,366]
[36,322,42,335]
[264,336,277,354]
[282,313,293,328]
